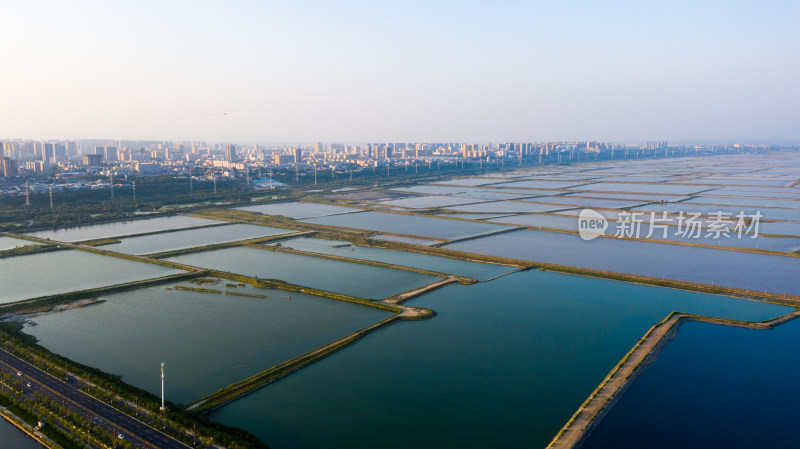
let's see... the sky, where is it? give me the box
[1,0,798,144]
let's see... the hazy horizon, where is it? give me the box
[2,1,798,143]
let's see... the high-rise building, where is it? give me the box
[314,142,322,153]
[44,143,56,163]
[33,142,44,160]
[2,157,19,177]
[83,154,103,166]
[225,144,237,162]
[105,146,118,162]
[64,141,75,157]
[293,147,303,164]
[645,141,668,150]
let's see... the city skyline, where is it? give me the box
[2,1,798,143]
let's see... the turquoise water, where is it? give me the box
[275,237,514,280]
[235,202,361,219]
[0,236,39,251]
[26,283,390,404]
[301,211,513,240]
[583,318,800,449]
[25,215,221,242]
[166,246,438,299]
[0,250,183,304]
[100,224,292,255]
[447,229,800,295]
[0,418,44,449]
[209,270,789,449]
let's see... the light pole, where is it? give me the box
[160,362,165,411]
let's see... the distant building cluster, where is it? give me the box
[0,137,793,197]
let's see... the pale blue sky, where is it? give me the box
[1,0,798,143]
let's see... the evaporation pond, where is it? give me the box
[0,250,183,304]
[25,215,221,242]
[209,269,789,449]
[445,229,800,295]
[582,319,800,449]
[235,202,361,219]
[166,246,438,299]
[277,237,514,280]
[301,211,513,240]
[0,236,40,251]
[25,282,390,404]
[100,224,291,255]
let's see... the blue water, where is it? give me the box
[100,223,291,255]
[582,318,800,449]
[569,182,710,195]
[209,269,790,449]
[275,237,514,280]
[485,214,800,252]
[378,195,489,209]
[446,229,800,295]
[633,202,800,222]
[301,211,513,240]
[25,215,221,242]
[235,202,362,219]
[446,200,573,214]
[491,180,584,189]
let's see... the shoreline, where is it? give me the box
[0,406,59,449]
[546,308,800,449]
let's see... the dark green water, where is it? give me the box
[209,270,789,449]
[583,319,800,449]
[26,283,390,404]
[167,246,438,299]
[0,418,44,449]
[0,250,183,304]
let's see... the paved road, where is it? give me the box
[0,348,191,449]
